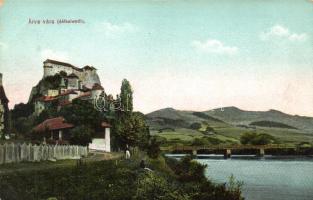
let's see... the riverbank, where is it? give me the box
[0,153,244,200]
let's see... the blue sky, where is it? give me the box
[0,0,313,116]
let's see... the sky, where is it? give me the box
[0,0,312,116]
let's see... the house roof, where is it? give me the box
[34,117,74,132]
[43,59,83,72]
[35,95,57,102]
[67,73,79,79]
[92,83,104,90]
[0,86,9,103]
[83,65,97,70]
[58,90,78,96]
[101,122,112,128]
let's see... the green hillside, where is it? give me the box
[250,121,297,129]
[146,107,313,147]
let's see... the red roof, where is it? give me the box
[58,90,77,96]
[35,95,57,102]
[34,117,74,132]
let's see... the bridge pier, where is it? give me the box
[224,149,231,159]
[258,148,265,157]
[192,150,197,156]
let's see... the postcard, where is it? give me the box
[0,0,312,200]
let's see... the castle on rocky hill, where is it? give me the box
[43,59,101,89]
[31,59,119,116]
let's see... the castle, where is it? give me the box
[0,73,9,137]
[33,59,118,116]
[43,59,100,89]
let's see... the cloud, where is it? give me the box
[191,39,238,55]
[98,21,138,38]
[40,49,70,61]
[260,25,308,42]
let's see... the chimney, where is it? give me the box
[0,73,2,86]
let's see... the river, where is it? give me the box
[167,154,313,200]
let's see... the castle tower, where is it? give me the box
[67,73,79,90]
[59,77,67,94]
[0,73,9,137]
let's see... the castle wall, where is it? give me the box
[43,61,101,89]
[43,62,74,77]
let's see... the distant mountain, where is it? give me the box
[146,107,313,132]
[205,106,313,131]
[146,107,227,130]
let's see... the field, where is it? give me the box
[151,126,313,147]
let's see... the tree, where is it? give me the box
[59,99,105,134]
[111,111,150,150]
[69,125,93,146]
[240,132,275,145]
[240,132,256,145]
[147,136,161,159]
[13,117,34,137]
[190,122,202,130]
[192,137,209,146]
[11,103,33,119]
[120,79,133,112]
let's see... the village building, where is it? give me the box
[0,73,9,137]
[89,122,111,152]
[33,116,111,152]
[31,59,117,151]
[33,117,74,144]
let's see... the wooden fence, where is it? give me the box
[0,143,88,165]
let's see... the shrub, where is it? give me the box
[168,155,207,182]
[189,122,202,130]
[192,138,209,146]
[69,125,93,146]
[147,136,161,159]
[240,132,275,145]
[134,173,189,200]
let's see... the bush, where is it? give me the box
[240,132,275,145]
[69,125,93,146]
[192,138,209,146]
[147,137,161,159]
[134,173,189,200]
[168,155,207,182]
[189,122,202,130]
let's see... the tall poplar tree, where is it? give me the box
[120,79,133,112]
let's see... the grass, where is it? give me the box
[152,125,313,147]
[0,152,244,200]
[0,152,123,175]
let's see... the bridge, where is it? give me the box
[161,144,297,158]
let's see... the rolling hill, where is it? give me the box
[205,106,313,131]
[146,107,313,146]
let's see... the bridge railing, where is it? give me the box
[161,144,293,152]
